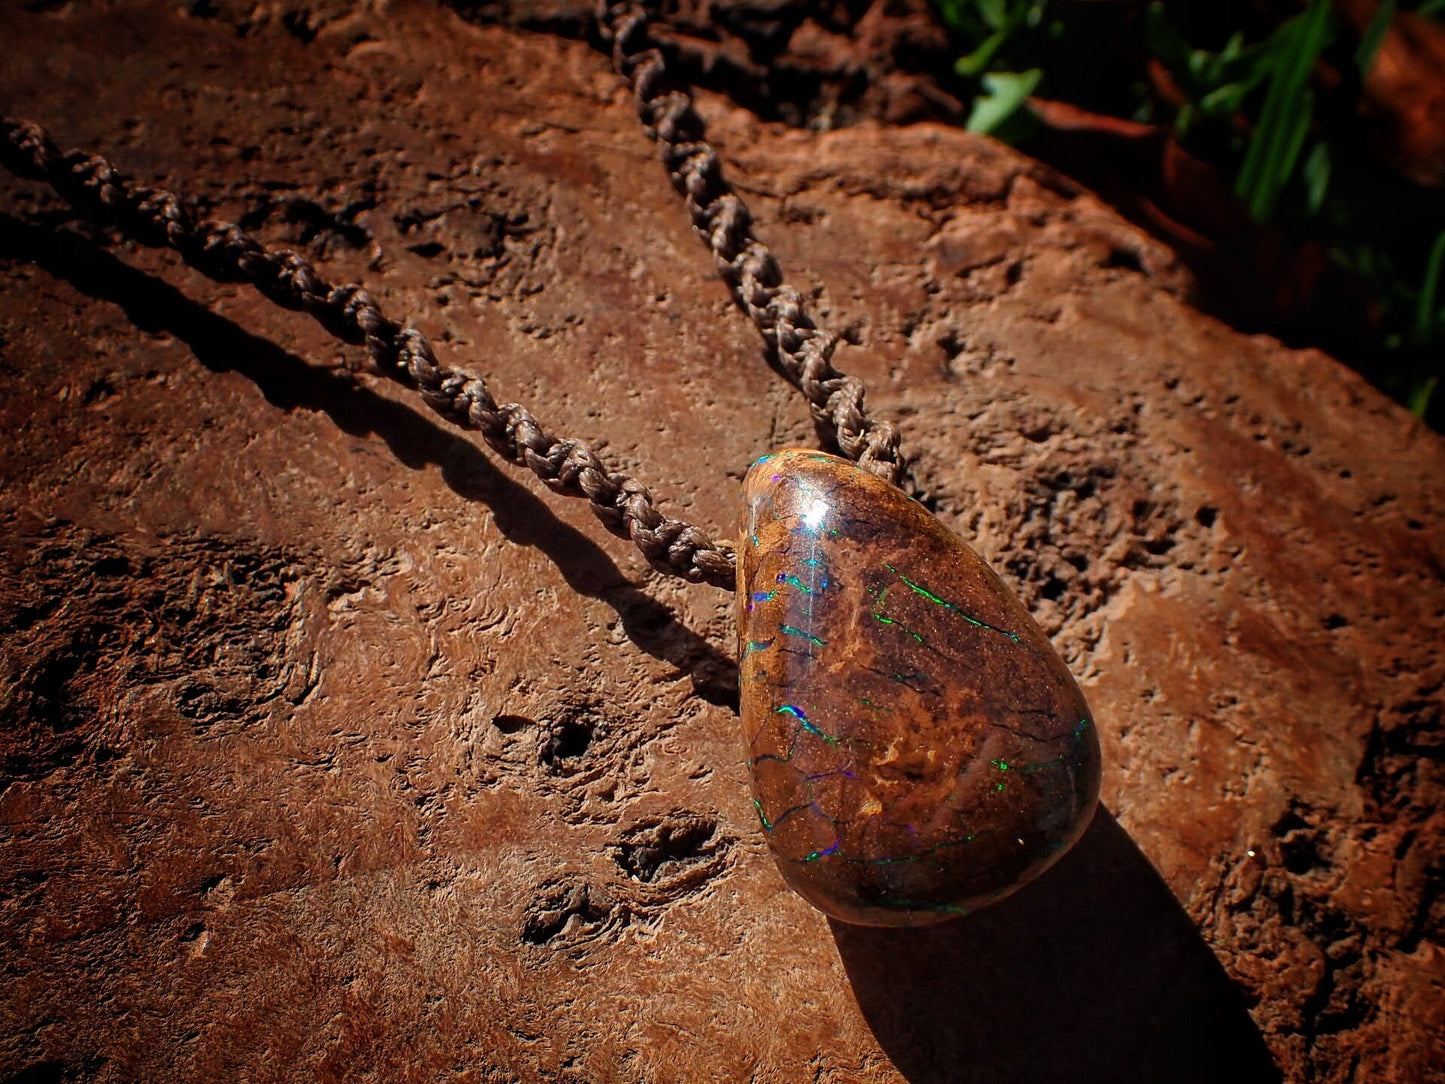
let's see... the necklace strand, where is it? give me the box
[0,4,912,590]
[598,2,913,493]
[0,116,735,588]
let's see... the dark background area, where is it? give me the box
[467,0,1445,428]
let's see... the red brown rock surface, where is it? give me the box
[0,2,1441,1082]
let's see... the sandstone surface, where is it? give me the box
[1,3,1441,1082]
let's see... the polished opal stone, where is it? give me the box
[737,449,1101,926]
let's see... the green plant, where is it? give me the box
[1141,0,1443,419]
[966,69,1042,137]
[935,0,1055,136]
[933,0,1445,424]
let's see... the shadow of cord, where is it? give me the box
[831,807,1282,1084]
[0,213,739,709]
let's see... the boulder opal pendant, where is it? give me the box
[736,449,1101,926]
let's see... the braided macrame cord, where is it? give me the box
[0,118,736,589]
[0,4,913,592]
[596,2,913,491]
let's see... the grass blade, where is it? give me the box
[1355,0,1395,74]
[1235,0,1336,221]
[1414,229,1445,343]
[966,68,1043,134]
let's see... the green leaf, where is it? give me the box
[1407,377,1438,418]
[955,28,1011,77]
[1416,0,1445,19]
[1144,4,1198,85]
[1356,0,1396,74]
[1414,230,1445,343]
[1199,81,1251,117]
[1302,140,1331,214]
[1146,6,1269,111]
[966,68,1043,135]
[1234,0,1336,221]
[1219,31,1247,65]
[1195,32,1242,85]
[934,0,972,30]
[1176,101,1195,138]
[978,0,1009,31]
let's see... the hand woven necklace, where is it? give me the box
[0,2,1101,927]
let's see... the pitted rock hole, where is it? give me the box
[614,813,724,884]
[538,710,598,771]
[0,525,318,783]
[521,881,621,947]
[491,713,533,735]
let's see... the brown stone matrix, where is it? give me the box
[0,2,1441,1082]
[737,449,1099,925]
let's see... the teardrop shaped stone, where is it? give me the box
[737,449,1101,927]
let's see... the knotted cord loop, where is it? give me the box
[0,116,736,589]
[596,1,916,492]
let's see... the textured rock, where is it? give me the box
[0,2,1441,1083]
[738,449,1098,925]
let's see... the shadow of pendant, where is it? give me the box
[830,809,1282,1082]
[736,449,1102,926]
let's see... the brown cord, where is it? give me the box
[1,8,920,587]
[0,116,736,589]
[597,1,915,493]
